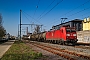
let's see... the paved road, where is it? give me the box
[0,40,15,58]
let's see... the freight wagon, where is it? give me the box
[30,32,46,42]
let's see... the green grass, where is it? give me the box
[1,40,42,60]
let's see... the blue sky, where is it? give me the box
[0,0,90,36]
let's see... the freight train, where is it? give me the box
[22,18,90,45]
[30,27,78,45]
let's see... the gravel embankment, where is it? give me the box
[24,40,90,60]
[26,42,67,60]
[34,41,90,56]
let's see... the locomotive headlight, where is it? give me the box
[66,34,70,36]
[73,34,76,36]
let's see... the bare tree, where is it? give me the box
[0,13,6,37]
[33,25,41,34]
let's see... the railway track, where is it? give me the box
[74,45,90,50]
[38,41,90,54]
[29,41,90,60]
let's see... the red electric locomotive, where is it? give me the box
[46,27,78,45]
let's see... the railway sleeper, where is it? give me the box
[32,43,76,60]
[35,42,90,60]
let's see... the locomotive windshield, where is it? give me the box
[66,28,76,32]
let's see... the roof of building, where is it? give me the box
[69,19,83,22]
[52,19,83,28]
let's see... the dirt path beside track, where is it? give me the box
[0,40,15,58]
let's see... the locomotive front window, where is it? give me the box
[66,29,70,32]
[71,29,76,32]
[66,28,76,32]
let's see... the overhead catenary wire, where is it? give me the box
[38,0,63,20]
[22,10,43,24]
[67,6,90,17]
[20,0,63,31]
[80,11,90,19]
[22,10,45,33]
[48,6,90,27]
[61,0,90,17]
[33,0,40,18]
[21,11,34,33]
[37,0,56,19]
[22,0,90,31]
[46,0,90,26]
[22,11,32,23]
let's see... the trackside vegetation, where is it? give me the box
[1,41,42,60]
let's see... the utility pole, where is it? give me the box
[18,24,19,39]
[26,27,28,35]
[20,10,22,40]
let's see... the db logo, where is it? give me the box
[71,34,73,36]
[52,33,53,36]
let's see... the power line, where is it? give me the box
[46,0,90,26]
[33,0,40,18]
[22,11,32,23]
[38,0,63,20]
[81,11,90,18]
[62,0,90,16]
[22,10,42,24]
[37,0,55,19]
[67,6,90,17]
[74,11,90,19]
[49,5,90,26]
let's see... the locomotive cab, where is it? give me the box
[60,27,78,45]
